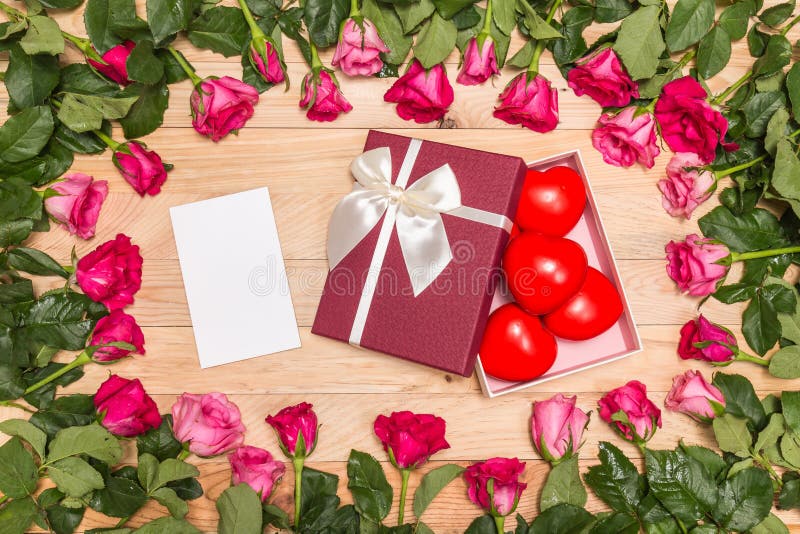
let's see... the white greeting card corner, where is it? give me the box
[170,187,301,368]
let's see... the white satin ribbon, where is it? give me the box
[326,138,513,345]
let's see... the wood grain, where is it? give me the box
[2,0,800,531]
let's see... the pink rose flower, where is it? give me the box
[249,39,285,84]
[88,41,135,85]
[658,152,715,219]
[592,107,660,168]
[113,142,169,197]
[665,370,725,422]
[90,309,145,362]
[45,173,108,240]
[567,48,638,107]
[76,234,143,310]
[531,394,589,463]
[678,315,737,363]
[373,411,450,469]
[299,70,353,122]
[655,76,737,164]
[457,37,499,86]
[384,60,454,124]
[665,234,729,296]
[332,18,389,77]
[599,380,662,442]
[266,402,318,458]
[493,73,558,133]
[191,76,259,142]
[94,375,161,437]
[229,446,286,502]
[464,458,527,517]
[172,392,246,457]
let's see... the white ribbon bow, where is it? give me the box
[327,146,462,297]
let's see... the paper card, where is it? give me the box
[170,187,301,368]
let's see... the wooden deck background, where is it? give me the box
[2,2,800,531]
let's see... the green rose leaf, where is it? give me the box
[0,419,47,460]
[0,437,39,498]
[84,0,122,53]
[0,106,55,163]
[765,107,790,156]
[299,467,341,532]
[5,44,59,109]
[753,35,792,78]
[613,6,665,80]
[217,484,262,534]
[0,178,42,223]
[583,442,645,514]
[743,291,781,356]
[48,457,105,498]
[718,0,755,39]
[786,62,800,119]
[751,513,790,534]
[119,81,169,139]
[679,443,727,481]
[594,0,633,22]
[490,0,514,34]
[782,391,800,433]
[395,0,436,33]
[362,0,412,65]
[713,373,768,429]
[413,463,465,517]
[528,503,594,533]
[666,0,714,52]
[713,413,753,456]
[698,206,787,252]
[744,90,787,137]
[304,0,349,47]
[54,121,110,154]
[696,25,731,79]
[152,486,189,519]
[29,394,97,438]
[57,92,139,133]
[0,497,38,534]
[713,467,773,531]
[644,449,717,523]
[414,12,457,68]
[540,456,587,511]
[759,0,795,27]
[347,449,393,523]
[589,512,638,534]
[7,247,68,278]
[432,0,475,20]
[19,15,65,55]
[769,346,800,378]
[0,366,25,403]
[88,473,148,518]
[187,6,249,57]
[550,5,592,67]
[134,517,201,533]
[126,40,165,85]
[773,138,800,202]
[137,414,183,461]
[39,488,86,534]
[754,412,786,451]
[0,277,34,302]
[47,423,124,465]
[518,1,562,40]
[152,458,201,489]
[465,514,498,534]
[146,0,193,44]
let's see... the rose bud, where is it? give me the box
[332,18,389,77]
[493,72,559,133]
[591,107,660,168]
[90,309,145,362]
[113,142,170,196]
[530,394,589,464]
[658,153,715,219]
[229,446,286,502]
[567,47,638,108]
[299,69,353,122]
[457,36,500,86]
[665,234,729,296]
[598,380,662,443]
[655,76,738,164]
[665,370,725,422]
[172,392,246,457]
[44,173,108,240]
[249,38,285,85]
[88,40,135,85]
[76,233,143,310]
[190,76,259,142]
[93,375,161,437]
[373,411,450,469]
[678,315,737,363]
[266,402,318,459]
[464,458,527,518]
[384,60,454,124]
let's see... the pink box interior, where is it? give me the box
[476,151,642,397]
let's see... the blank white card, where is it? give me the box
[170,187,301,368]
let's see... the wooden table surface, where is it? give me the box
[3,2,800,531]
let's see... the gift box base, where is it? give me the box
[476,150,642,398]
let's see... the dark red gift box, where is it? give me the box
[312,131,527,376]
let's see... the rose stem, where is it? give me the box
[494,515,505,534]
[0,2,24,19]
[236,0,266,40]
[177,449,191,461]
[527,0,562,76]
[292,456,304,527]
[0,400,34,413]
[167,46,203,86]
[349,0,360,18]
[114,516,130,528]
[480,0,492,36]
[93,129,122,151]
[24,351,92,395]
[309,41,323,70]
[735,351,770,367]
[713,129,800,179]
[729,246,800,263]
[710,71,752,105]
[781,13,800,35]
[0,495,8,506]
[397,468,410,525]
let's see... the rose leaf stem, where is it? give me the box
[397,468,410,525]
[93,129,121,151]
[24,351,91,395]
[493,515,505,534]
[527,0,562,76]
[114,516,130,529]
[292,456,304,528]
[781,13,800,35]
[730,246,800,263]
[0,400,34,413]
[350,0,360,18]
[676,48,696,69]
[0,495,8,506]
[0,2,24,19]
[236,0,266,39]
[480,0,492,35]
[713,154,766,179]
[309,41,323,70]
[167,46,203,85]
[711,71,752,105]
[754,453,783,487]
[735,350,770,367]
[177,449,191,461]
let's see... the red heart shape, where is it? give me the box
[515,166,586,237]
[544,267,623,340]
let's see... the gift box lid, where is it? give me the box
[312,131,527,376]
